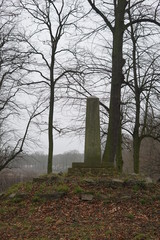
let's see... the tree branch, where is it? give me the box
[87,0,114,33]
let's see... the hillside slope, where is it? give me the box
[0,173,160,240]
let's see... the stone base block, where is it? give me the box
[72,162,101,168]
[68,167,110,176]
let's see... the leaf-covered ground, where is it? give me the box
[0,173,160,240]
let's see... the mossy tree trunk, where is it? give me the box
[116,119,123,172]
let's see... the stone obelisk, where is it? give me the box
[84,96,101,167]
[68,96,102,173]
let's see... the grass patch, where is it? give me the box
[74,185,84,194]
[23,182,33,192]
[105,229,112,237]
[10,197,24,204]
[21,220,32,231]
[126,213,135,220]
[28,206,37,215]
[55,184,69,193]
[32,195,42,203]
[44,216,54,224]
[0,207,8,214]
[0,221,8,229]
[134,181,146,191]
[133,233,151,240]
[35,182,48,194]
[6,182,24,195]
[152,194,160,201]
[139,196,152,205]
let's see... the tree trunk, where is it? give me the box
[133,133,141,173]
[132,69,141,173]
[133,75,141,173]
[129,11,141,174]
[47,44,55,174]
[47,85,54,174]
[116,120,123,172]
[102,0,127,168]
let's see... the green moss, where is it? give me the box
[126,213,135,220]
[6,182,24,195]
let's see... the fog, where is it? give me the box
[0,150,84,193]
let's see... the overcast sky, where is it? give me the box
[13,0,159,156]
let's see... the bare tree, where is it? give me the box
[120,1,160,173]
[18,0,81,173]
[0,101,47,171]
[0,0,42,171]
[86,0,160,169]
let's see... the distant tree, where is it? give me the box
[121,2,160,173]
[53,150,83,172]
[140,137,160,180]
[0,100,47,171]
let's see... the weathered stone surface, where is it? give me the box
[97,194,110,200]
[16,193,28,199]
[9,193,17,198]
[83,178,96,185]
[68,97,102,175]
[8,193,28,199]
[145,177,153,184]
[72,163,86,168]
[0,192,5,199]
[33,177,46,183]
[112,178,124,184]
[81,193,94,201]
[37,192,66,200]
[55,219,63,225]
[84,97,101,167]
[120,195,132,200]
[68,167,109,176]
[33,174,58,183]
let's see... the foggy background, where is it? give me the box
[1,0,160,192]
